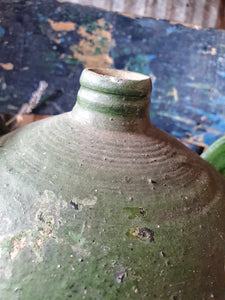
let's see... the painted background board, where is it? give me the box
[57,0,220,28]
[0,0,224,145]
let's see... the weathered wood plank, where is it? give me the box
[216,0,225,29]
[58,0,220,27]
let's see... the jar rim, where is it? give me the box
[87,68,150,82]
[79,68,152,97]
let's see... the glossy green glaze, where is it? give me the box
[201,136,225,177]
[0,69,224,299]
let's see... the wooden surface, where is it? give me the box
[58,0,220,28]
[216,0,225,29]
[0,0,224,146]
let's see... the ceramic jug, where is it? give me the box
[0,68,224,299]
[201,135,225,178]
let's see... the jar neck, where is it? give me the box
[72,68,152,132]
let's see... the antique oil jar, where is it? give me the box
[0,68,224,299]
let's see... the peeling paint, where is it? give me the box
[158,112,195,125]
[186,82,211,90]
[69,19,115,68]
[0,63,14,70]
[53,38,62,44]
[172,87,178,102]
[202,47,217,55]
[48,19,76,31]
[167,87,179,102]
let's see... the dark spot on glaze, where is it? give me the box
[38,211,45,222]
[160,251,166,257]
[139,207,146,216]
[70,200,79,210]
[150,179,156,184]
[123,176,131,183]
[138,227,154,242]
[115,270,126,283]
[69,283,75,289]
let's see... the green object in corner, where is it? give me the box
[0,68,225,299]
[201,136,225,177]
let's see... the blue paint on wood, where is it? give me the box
[203,132,223,145]
[166,26,177,35]
[217,71,225,78]
[0,27,5,38]
[0,1,224,146]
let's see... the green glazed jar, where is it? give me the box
[0,69,224,299]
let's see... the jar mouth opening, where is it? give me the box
[79,68,152,97]
[88,68,149,82]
